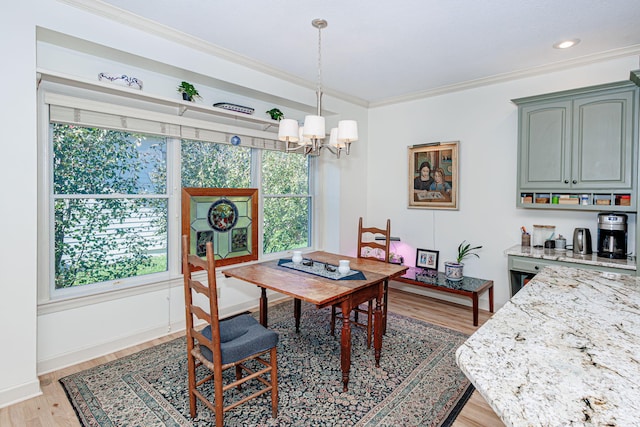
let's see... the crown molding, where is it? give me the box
[370,45,640,108]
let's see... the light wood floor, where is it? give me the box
[0,288,504,426]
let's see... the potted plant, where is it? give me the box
[266,108,284,121]
[444,240,482,281]
[177,81,201,102]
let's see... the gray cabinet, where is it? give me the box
[573,90,634,189]
[518,100,570,189]
[513,80,638,211]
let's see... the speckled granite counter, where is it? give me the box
[505,244,636,271]
[456,265,640,426]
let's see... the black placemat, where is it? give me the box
[278,259,366,280]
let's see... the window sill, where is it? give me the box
[37,276,184,315]
[37,250,311,316]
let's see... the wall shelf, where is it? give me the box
[36,69,282,132]
[519,191,635,212]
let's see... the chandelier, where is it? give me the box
[278,19,358,158]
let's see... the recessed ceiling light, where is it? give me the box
[553,39,581,49]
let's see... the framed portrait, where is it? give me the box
[408,141,459,209]
[416,248,439,271]
[182,188,258,268]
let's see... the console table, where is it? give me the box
[394,267,494,325]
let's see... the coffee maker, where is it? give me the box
[597,213,627,259]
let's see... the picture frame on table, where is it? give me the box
[408,141,459,210]
[416,248,439,272]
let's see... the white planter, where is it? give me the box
[444,261,464,281]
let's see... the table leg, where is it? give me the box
[259,287,268,326]
[472,292,479,326]
[489,285,494,313]
[294,298,301,333]
[374,283,383,367]
[382,279,389,335]
[340,299,352,392]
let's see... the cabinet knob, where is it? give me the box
[534,266,539,270]
[572,180,577,184]
[564,180,569,184]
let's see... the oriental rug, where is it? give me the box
[60,302,473,427]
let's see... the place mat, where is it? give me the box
[278,258,366,280]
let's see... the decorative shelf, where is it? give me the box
[36,69,281,132]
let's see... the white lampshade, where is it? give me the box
[278,119,299,142]
[298,127,312,146]
[302,115,326,139]
[337,120,358,143]
[329,127,344,148]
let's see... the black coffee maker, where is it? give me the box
[597,213,627,259]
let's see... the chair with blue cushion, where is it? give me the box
[182,235,278,427]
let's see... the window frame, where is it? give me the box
[37,82,315,309]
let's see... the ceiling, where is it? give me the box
[94,0,640,106]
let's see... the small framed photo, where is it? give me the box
[416,248,439,271]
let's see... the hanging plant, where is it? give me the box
[177,81,202,102]
[266,108,284,121]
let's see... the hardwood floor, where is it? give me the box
[0,288,504,426]
[387,288,504,427]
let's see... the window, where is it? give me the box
[52,124,168,295]
[181,140,251,188]
[42,87,314,302]
[181,140,312,254]
[262,150,311,253]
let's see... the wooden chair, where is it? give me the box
[182,235,278,427]
[330,217,391,347]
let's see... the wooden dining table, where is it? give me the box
[222,251,407,391]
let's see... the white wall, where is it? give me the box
[0,0,368,408]
[368,56,640,310]
[0,0,41,407]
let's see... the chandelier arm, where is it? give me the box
[285,141,306,153]
[319,143,337,155]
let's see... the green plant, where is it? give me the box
[266,108,284,121]
[456,240,482,264]
[177,81,201,101]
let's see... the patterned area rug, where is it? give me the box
[60,302,473,426]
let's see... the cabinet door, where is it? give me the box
[571,90,634,189]
[519,101,571,189]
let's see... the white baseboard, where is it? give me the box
[0,379,42,409]
[37,319,187,375]
[36,297,288,375]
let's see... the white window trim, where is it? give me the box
[37,79,316,312]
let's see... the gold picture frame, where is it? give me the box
[182,188,258,267]
[408,141,459,210]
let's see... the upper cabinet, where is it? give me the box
[513,79,639,211]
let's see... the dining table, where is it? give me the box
[222,251,408,391]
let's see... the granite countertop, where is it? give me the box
[505,244,636,271]
[456,265,640,426]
